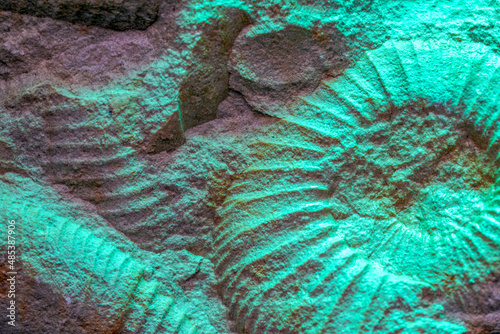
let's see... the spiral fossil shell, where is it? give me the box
[213,40,500,333]
[3,4,500,330]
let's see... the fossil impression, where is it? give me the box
[2,173,216,333]
[1,1,500,333]
[214,40,500,333]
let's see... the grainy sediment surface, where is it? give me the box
[1,0,500,333]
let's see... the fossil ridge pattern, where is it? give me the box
[0,4,252,252]
[213,40,500,333]
[1,0,500,333]
[1,173,232,333]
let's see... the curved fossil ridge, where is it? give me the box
[213,40,500,333]
[33,91,171,245]
[0,173,219,333]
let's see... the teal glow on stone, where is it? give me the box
[1,1,500,332]
[213,40,500,333]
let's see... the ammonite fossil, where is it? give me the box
[2,6,500,331]
[213,40,500,333]
[1,170,237,333]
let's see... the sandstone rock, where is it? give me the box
[0,0,160,30]
[0,8,166,87]
[178,7,251,132]
[147,6,251,153]
[145,106,186,153]
[1,173,233,333]
[228,21,349,116]
[1,0,500,333]
[445,271,500,334]
[213,40,500,333]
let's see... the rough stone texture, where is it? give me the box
[1,173,233,333]
[151,6,251,153]
[229,21,349,115]
[0,7,167,85]
[445,271,500,334]
[214,40,500,333]
[1,0,500,333]
[0,0,160,30]
[178,7,251,132]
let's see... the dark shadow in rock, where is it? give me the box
[444,271,500,334]
[0,0,160,31]
[145,107,186,154]
[177,8,251,132]
[145,7,251,154]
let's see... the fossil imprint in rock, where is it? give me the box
[2,35,500,332]
[213,40,500,333]
[1,173,222,333]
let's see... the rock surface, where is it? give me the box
[214,40,500,333]
[229,21,349,115]
[1,0,500,333]
[0,0,160,30]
